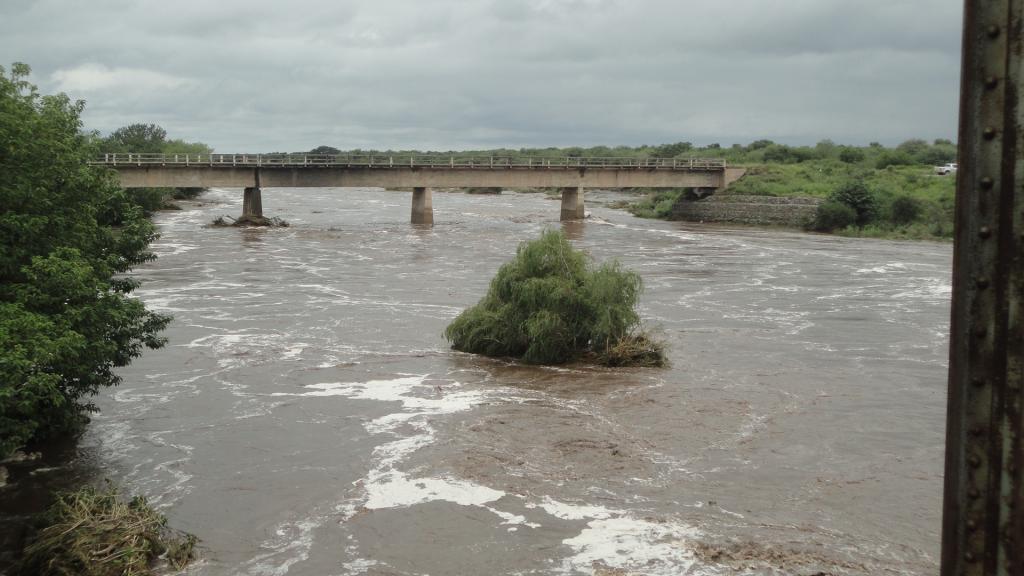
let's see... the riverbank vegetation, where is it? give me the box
[444,230,666,367]
[1,62,194,572]
[18,485,196,576]
[0,63,170,457]
[628,140,955,240]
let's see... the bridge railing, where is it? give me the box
[91,153,727,171]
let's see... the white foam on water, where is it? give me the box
[891,279,952,301]
[272,375,511,523]
[525,496,709,575]
[485,506,541,529]
[239,518,321,576]
[184,332,291,368]
[149,241,198,256]
[558,516,703,575]
[341,558,379,574]
[854,262,910,275]
[531,496,613,521]
[281,345,306,361]
[364,472,505,510]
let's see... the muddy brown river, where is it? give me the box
[1,187,951,575]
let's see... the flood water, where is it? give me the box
[2,187,951,575]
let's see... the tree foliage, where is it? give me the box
[444,231,665,366]
[103,123,168,154]
[812,201,857,232]
[0,63,170,456]
[829,179,878,227]
[309,145,341,155]
[889,195,922,225]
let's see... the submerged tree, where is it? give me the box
[444,230,666,367]
[0,63,170,456]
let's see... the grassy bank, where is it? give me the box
[628,161,956,240]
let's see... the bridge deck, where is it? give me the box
[90,153,727,171]
[91,154,741,189]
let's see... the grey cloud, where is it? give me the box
[0,0,962,151]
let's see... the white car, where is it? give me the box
[935,163,958,175]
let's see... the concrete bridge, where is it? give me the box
[91,153,745,224]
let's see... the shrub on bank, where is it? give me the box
[444,230,666,366]
[889,195,922,225]
[628,190,682,219]
[829,179,878,226]
[811,201,857,232]
[18,485,196,576]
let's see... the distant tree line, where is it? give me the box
[295,138,956,169]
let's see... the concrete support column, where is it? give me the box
[242,187,263,217]
[411,187,433,225]
[560,186,584,221]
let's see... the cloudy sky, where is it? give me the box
[1,0,963,152]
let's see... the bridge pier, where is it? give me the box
[560,186,584,221]
[411,187,433,225]
[242,187,263,218]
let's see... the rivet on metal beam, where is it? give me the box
[975,277,990,289]
[984,76,999,89]
[966,518,978,532]
[968,454,982,468]
[966,551,978,563]
[982,127,997,140]
[978,226,992,238]
[980,177,994,190]
[986,25,1000,38]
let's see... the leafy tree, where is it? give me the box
[309,145,340,155]
[890,195,922,225]
[829,178,878,226]
[838,147,865,164]
[0,63,170,456]
[651,142,692,158]
[895,138,929,160]
[812,201,857,232]
[104,123,167,154]
[163,139,212,156]
[874,151,914,169]
[917,144,956,166]
[762,144,795,163]
[814,139,838,159]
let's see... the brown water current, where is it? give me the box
[1,188,951,575]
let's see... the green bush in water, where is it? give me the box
[444,230,666,366]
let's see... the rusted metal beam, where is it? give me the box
[942,0,1023,574]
